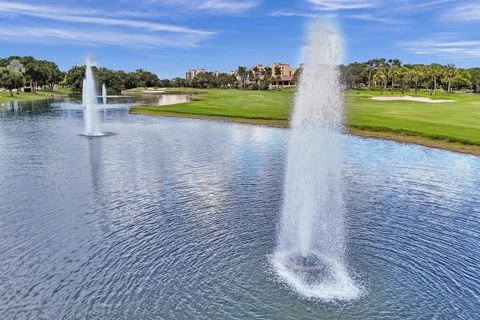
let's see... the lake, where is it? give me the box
[0,96,479,319]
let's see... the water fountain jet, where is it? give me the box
[273,22,361,301]
[102,83,107,105]
[81,59,113,137]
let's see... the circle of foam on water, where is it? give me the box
[79,132,116,138]
[272,251,363,302]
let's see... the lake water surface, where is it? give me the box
[0,96,479,319]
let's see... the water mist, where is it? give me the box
[102,83,107,105]
[82,58,103,136]
[273,23,361,301]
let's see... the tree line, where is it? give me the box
[340,59,480,95]
[63,66,166,93]
[0,56,63,96]
[2,55,480,95]
[0,55,167,95]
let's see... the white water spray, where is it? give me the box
[273,23,361,301]
[82,79,87,106]
[102,83,107,105]
[83,58,103,136]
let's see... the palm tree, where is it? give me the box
[236,66,249,88]
[388,65,399,94]
[398,66,410,94]
[260,67,272,88]
[365,58,385,90]
[429,64,443,96]
[411,66,425,94]
[374,66,388,94]
[443,64,456,95]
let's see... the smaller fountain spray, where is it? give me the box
[82,58,104,137]
[102,83,107,105]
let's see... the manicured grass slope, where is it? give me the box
[346,90,480,145]
[0,88,71,103]
[132,88,293,121]
[130,88,480,151]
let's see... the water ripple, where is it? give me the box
[0,99,479,319]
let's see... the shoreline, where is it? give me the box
[0,90,70,104]
[129,109,480,156]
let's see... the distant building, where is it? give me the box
[185,69,206,80]
[268,63,301,89]
[185,63,303,89]
[252,64,267,79]
[186,69,222,79]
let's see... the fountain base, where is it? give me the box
[285,253,329,273]
[79,132,116,138]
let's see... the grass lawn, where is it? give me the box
[130,88,480,155]
[346,90,480,145]
[130,88,294,126]
[0,88,71,103]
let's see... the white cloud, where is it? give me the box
[347,13,402,24]
[268,10,401,24]
[446,3,480,21]
[28,13,212,36]
[0,26,204,48]
[268,10,334,18]
[399,35,480,59]
[136,0,259,14]
[197,0,259,13]
[0,1,215,48]
[305,0,453,11]
[0,1,212,36]
[0,1,96,16]
[306,0,380,10]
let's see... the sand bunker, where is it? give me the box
[142,90,165,94]
[370,96,454,103]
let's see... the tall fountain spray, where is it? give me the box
[273,23,361,301]
[102,83,107,105]
[83,58,103,136]
[82,79,87,106]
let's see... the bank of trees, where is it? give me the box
[0,56,166,95]
[64,66,164,93]
[3,55,480,95]
[340,59,480,95]
[0,56,64,95]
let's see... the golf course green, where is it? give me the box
[129,88,480,155]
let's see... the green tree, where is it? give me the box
[469,68,480,93]
[64,66,86,91]
[443,64,456,95]
[387,59,402,94]
[7,59,26,94]
[292,67,302,85]
[429,63,443,96]
[344,62,367,89]
[450,68,471,92]
[373,66,388,94]
[236,66,249,88]
[411,66,426,94]
[0,68,25,96]
[365,58,385,90]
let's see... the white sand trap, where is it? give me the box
[370,96,454,103]
[142,90,165,94]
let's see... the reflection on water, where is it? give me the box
[157,94,190,106]
[0,98,479,319]
[0,98,56,116]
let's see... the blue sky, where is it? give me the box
[0,0,479,78]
